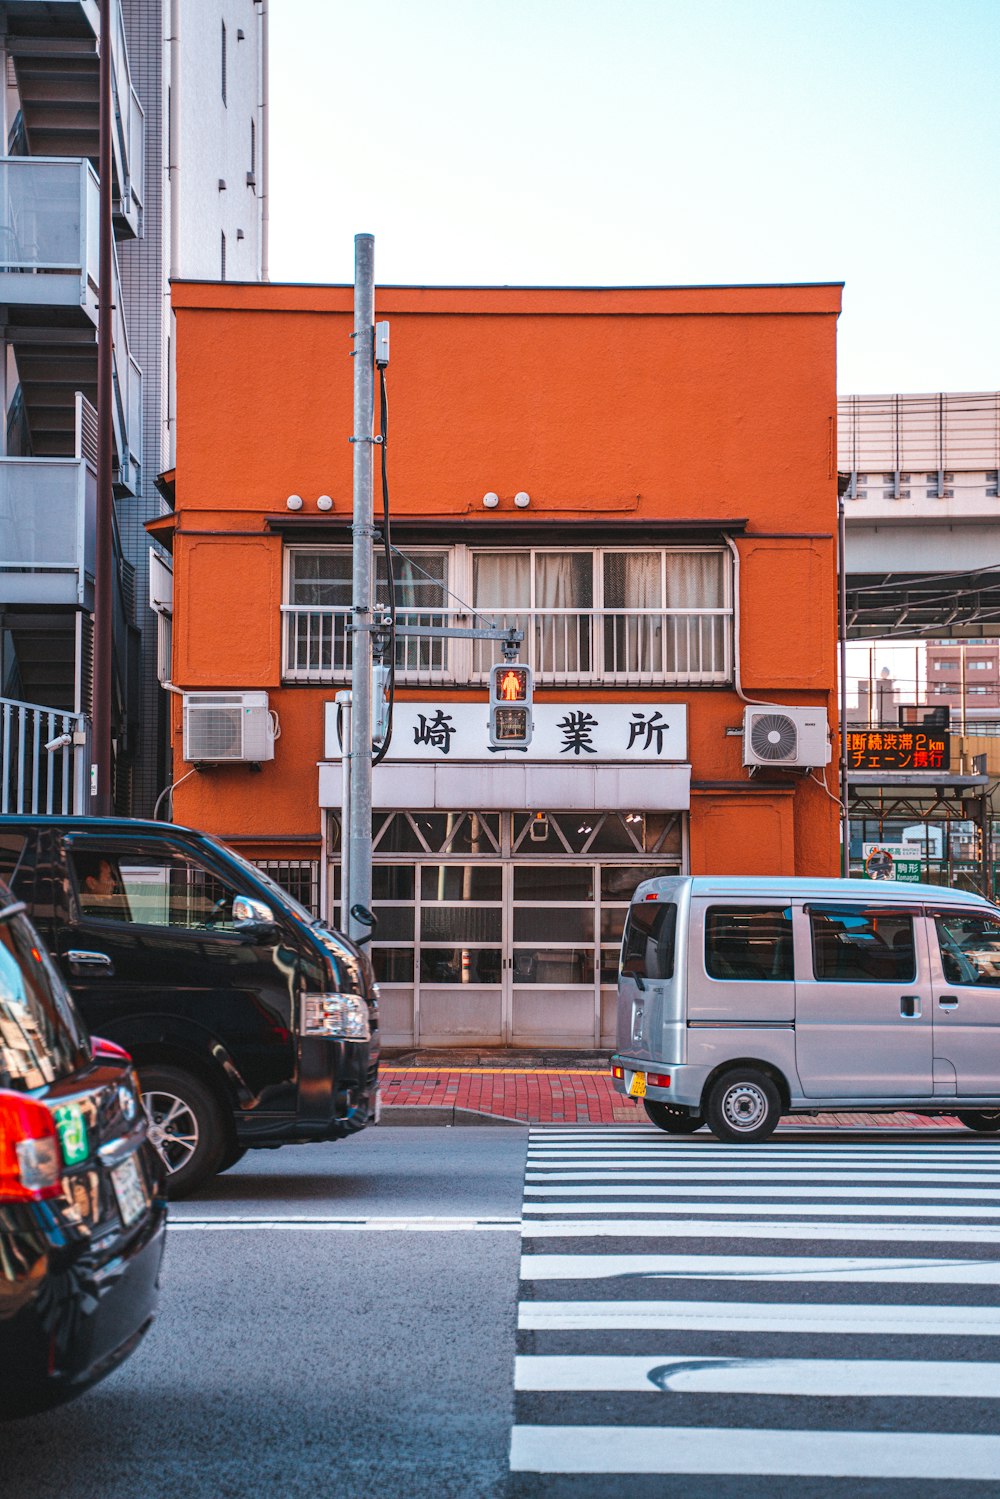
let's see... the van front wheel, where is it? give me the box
[643,1101,704,1135]
[706,1069,781,1143]
[956,1110,1000,1133]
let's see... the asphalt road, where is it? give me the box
[0,1126,529,1499]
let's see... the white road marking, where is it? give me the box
[526,1168,1000,1184]
[168,1216,521,1232]
[517,1299,1000,1335]
[521,1251,1000,1283]
[522,1199,1000,1217]
[508,1425,1000,1479]
[521,1217,1000,1243]
[514,1353,1000,1397]
[524,1181,1000,1200]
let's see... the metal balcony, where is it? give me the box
[0,393,95,608]
[281,605,733,687]
[0,157,141,493]
[1,0,143,235]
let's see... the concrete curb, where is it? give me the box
[380,1105,528,1128]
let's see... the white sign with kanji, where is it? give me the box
[324,701,688,763]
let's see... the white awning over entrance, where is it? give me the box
[318,759,691,811]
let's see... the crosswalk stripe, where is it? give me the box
[508,1425,1000,1479]
[521,1251,1000,1283]
[526,1146,1000,1160]
[522,1198,1000,1216]
[518,1299,1000,1334]
[513,1353,1000,1396]
[526,1168,1000,1183]
[524,1181,1000,1199]
[521,1217,1000,1243]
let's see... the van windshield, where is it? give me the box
[621,901,676,982]
[0,907,90,1091]
[204,838,317,926]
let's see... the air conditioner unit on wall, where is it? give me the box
[182,692,276,763]
[743,706,831,770]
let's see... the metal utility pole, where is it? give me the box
[92,0,114,814]
[838,494,850,874]
[347,234,375,943]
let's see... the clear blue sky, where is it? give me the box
[269,0,999,394]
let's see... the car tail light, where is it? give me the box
[0,1092,64,1202]
[648,1072,671,1088]
[611,1065,624,1079]
[91,1036,131,1062]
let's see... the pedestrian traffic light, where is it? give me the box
[489,662,533,748]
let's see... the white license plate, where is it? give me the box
[111,1152,148,1227]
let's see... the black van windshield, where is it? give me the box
[0,908,90,1091]
[621,901,677,982]
[203,839,317,926]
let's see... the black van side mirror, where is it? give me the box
[232,895,278,939]
[350,904,377,948]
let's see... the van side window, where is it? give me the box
[70,848,239,931]
[621,901,676,982]
[810,906,915,983]
[935,914,1000,987]
[705,907,793,981]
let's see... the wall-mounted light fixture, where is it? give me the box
[317,495,333,512]
[286,494,303,511]
[483,492,499,509]
[514,491,531,509]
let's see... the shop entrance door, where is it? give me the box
[332,809,684,1048]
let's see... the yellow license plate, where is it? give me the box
[628,1071,647,1098]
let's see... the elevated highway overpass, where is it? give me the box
[841,391,1000,637]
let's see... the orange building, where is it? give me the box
[161,279,843,1048]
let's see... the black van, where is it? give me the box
[0,818,380,1197]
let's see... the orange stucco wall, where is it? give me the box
[167,281,842,874]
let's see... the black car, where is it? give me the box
[0,887,165,1418]
[0,818,380,1197]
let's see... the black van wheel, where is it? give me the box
[956,1110,1000,1133]
[706,1069,782,1143]
[138,1066,227,1199]
[643,1100,704,1135]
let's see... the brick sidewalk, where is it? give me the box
[380,1065,964,1127]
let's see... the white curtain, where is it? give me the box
[473,553,530,671]
[664,551,726,674]
[535,553,591,673]
[604,552,661,674]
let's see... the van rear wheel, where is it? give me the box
[139,1065,227,1199]
[706,1069,781,1143]
[957,1110,1000,1133]
[643,1101,704,1135]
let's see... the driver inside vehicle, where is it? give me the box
[74,852,131,919]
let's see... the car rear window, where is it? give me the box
[0,908,90,1090]
[621,901,677,982]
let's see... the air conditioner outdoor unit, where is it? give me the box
[743,706,830,770]
[182,691,275,763]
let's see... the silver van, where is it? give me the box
[612,875,1000,1142]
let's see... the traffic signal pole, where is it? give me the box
[347,234,375,945]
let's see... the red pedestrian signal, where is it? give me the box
[489,663,533,748]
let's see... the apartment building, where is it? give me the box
[0,0,266,816]
[164,278,842,1049]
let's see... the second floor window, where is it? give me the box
[282,545,731,685]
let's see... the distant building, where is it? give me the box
[925,640,1000,716]
[0,0,267,816]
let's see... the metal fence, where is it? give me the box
[0,697,89,815]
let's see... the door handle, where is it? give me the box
[66,949,114,975]
[899,994,921,1019]
[938,994,959,1011]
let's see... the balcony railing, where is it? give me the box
[0,394,96,608]
[0,157,99,319]
[0,696,89,816]
[281,605,732,686]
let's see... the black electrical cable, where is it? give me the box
[372,364,395,767]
